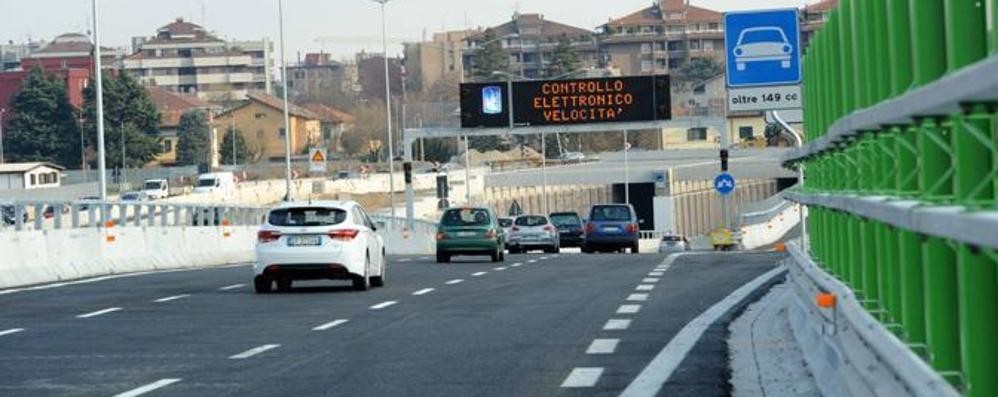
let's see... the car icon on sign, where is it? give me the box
[733,26,793,71]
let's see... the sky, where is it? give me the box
[1,0,821,61]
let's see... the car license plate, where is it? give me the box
[287,235,322,246]
[456,231,476,237]
[602,226,620,232]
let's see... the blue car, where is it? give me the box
[582,204,640,254]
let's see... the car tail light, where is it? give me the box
[512,226,520,232]
[626,223,639,233]
[328,229,360,241]
[585,223,595,234]
[258,230,281,243]
[486,229,497,238]
[543,225,555,232]
[436,232,447,241]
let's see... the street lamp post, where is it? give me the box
[0,108,6,165]
[373,0,397,221]
[92,0,108,201]
[278,0,293,201]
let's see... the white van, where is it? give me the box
[193,172,236,194]
[141,179,170,200]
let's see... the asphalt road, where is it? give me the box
[0,251,783,397]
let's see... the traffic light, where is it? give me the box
[403,162,413,184]
[720,149,729,172]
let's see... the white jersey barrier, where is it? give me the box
[739,200,802,250]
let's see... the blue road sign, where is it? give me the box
[715,173,736,195]
[724,9,801,88]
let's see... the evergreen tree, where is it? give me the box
[175,110,211,166]
[5,68,81,167]
[546,35,582,79]
[82,71,162,168]
[219,126,252,165]
[470,29,511,81]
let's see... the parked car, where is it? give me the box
[141,179,170,200]
[658,234,689,253]
[582,204,640,254]
[193,172,237,194]
[435,207,505,263]
[254,201,386,293]
[42,205,70,219]
[76,196,101,211]
[549,212,585,248]
[1,205,27,226]
[498,217,514,249]
[507,215,560,254]
[558,151,585,162]
[120,191,148,202]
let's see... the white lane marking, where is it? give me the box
[219,283,244,291]
[398,258,412,263]
[229,344,281,359]
[312,319,349,331]
[540,256,549,260]
[0,328,25,337]
[627,293,649,302]
[370,301,398,310]
[642,278,660,283]
[494,266,508,271]
[636,284,655,291]
[419,256,430,261]
[76,307,122,318]
[154,294,190,303]
[0,265,251,296]
[445,279,464,285]
[511,262,523,267]
[553,254,561,258]
[561,367,604,388]
[528,259,538,263]
[471,272,488,277]
[648,272,664,277]
[113,378,182,397]
[586,339,620,354]
[413,288,435,296]
[604,319,632,330]
[617,304,642,314]
[620,264,786,397]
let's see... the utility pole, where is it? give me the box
[278,0,293,201]
[374,0,396,220]
[92,0,108,200]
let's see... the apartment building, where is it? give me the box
[403,30,475,94]
[599,0,725,76]
[801,0,839,53]
[123,18,273,102]
[464,13,598,80]
[287,53,357,102]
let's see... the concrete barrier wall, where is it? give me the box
[740,203,801,250]
[0,225,256,290]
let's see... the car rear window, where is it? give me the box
[515,216,548,227]
[498,218,513,228]
[550,214,581,227]
[441,208,491,227]
[269,207,348,227]
[590,206,632,222]
[662,235,683,242]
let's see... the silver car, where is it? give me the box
[498,217,514,249]
[658,234,689,253]
[507,215,560,254]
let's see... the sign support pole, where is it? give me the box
[624,129,630,205]
[541,131,548,214]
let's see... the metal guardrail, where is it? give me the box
[0,199,264,232]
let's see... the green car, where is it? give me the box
[436,207,505,263]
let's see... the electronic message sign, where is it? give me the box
[460,75,671,129]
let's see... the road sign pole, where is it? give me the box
[623,129,629,205]
[404,137,414,229]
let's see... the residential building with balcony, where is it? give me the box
[463,13,599,80]
[123,18,273,103]
[598,0,725,76]
[287,53,357,102]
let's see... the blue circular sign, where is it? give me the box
[715,173,736,195]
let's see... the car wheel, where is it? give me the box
[353,255,371,291]
[631,242,640,254]
[436,251,450,263]
[254,276,272,294]
[499,249,505,262]
[371,253,386,287]
[276,278,292,292]
[508,247,519,254]
[491,250,500,262]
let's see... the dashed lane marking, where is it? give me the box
[528,259,538,263]
[540,256,549,260]
[0,328,25,337]
[370,301,398,310]
[648,272,664,277]
[617,304,641,314]
[636,284,655,291]
[603,319,632,330]
[154,294,190,303]
[229,344,280,359]
[419,256,430,261]
[586,339,620,354]
[413,288,435,296]
[113,378,182,397]
[642,278,660,283]
[398,258,412,263]
[76,307,122,319]
[312,319,349,331]
[445,279,464,285]
[471,272,488,277]
[219,284,244,291]
[561,367,604,388]
[511,263,523,267]
[627,293,649,302]
[494,266,508,271]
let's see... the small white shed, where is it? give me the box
[0,162,66,190]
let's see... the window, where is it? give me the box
[178,49,193,58]
[693,84,706,94]
[689,40,702,50]
[514,215,549,227]
[703,40,714,50]
[640,60,653,73]
[640,43,652,54]
[293,71,305,79]
[709,22,720,31]
[656,59,667,68]
[739,126,754,139]
[255,113,267,119]
[687,127,708,141]
[279,128,286,137]
[441,208,491,227]
[268,207,347,227]
[656,42,666,51]
[668,58,682,69]
[30,174,37,186]
[163,140,173,153]
[668,41,682,51]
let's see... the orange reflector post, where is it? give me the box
[105,220,116,228]
[816,292,837,309]
[106,235,116,243]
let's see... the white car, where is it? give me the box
[733,27,793,71]
[559,151,585,161]
[254,201,386,293]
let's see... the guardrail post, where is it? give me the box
[33,203,43,230]
[53,203,63,230]
[133,204,142,227]
[147,204,156,227]
[117,203,127,228]
[957,246,998,397]
[160,204,169,227]
[71,204,80,229]
[923,236,963,387]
